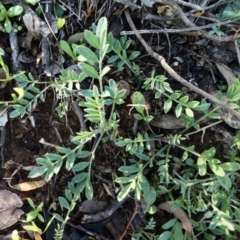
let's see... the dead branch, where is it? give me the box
[119,201,139,240]
[121,20,234,35]
[154,0,240,42]
[172,0,203,10]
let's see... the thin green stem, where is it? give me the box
[180,106,221,134]
[88,132,104,176]
[0,55,10,79]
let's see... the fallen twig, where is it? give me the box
[121,20,234,35]
[124,8,240,120]
[184,119,223,142]
[119,201,139,240]
[173,0,203,10]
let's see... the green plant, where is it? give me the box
[209,26,226,37]
[24,0,40,5]
[60,23,140,74]
[130,218,159,239]
[23,198,45,223]
[0,47,29,104]
[60,39,88,62]
[57,18,65,29]
[0,2,23,33]
[6,16,240,240]
[216,3,240,20]
[53,182,85,239]
[24,17,133,239]
[20,198,55,237]
[232,131,240,149]
[107,33,140,74]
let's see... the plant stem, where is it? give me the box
[88,132,104,176]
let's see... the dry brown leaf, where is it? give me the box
[3,160,19,169]
[150,111,209,129]
[0,190,24,230]
[157,5,175,16]
[193,10,205,16]
[150,114,185,129]
[215,62,236,86]
[67,32,85,44]
[158,202,192,233]
[34,232,43,240]
[11,179,46,191]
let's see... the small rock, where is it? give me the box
[117,80,130,99]
[19,137,42,153]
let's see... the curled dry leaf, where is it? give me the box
[34,231,43,240]
[157,5,175,16]
[215,62,236,86]
[158,202,192,233]
[150,111,210,129]
[0,189,24,230]
[150,114,185,129]
[11,179,46,191]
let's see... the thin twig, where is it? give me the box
[124,8,240,120]
[188,13,238,29]
[114,0,141,9]
[234,39,240,67]
[57,0,84,26]
[121,20,234,35]
[204,0,227,10]
[72,101,88,132]
[37,2,57,41]
[199,0,209,8]
[119,201,139,240]
[173,0,203,10]
[144,13,174,21]
[184,119,223,140]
